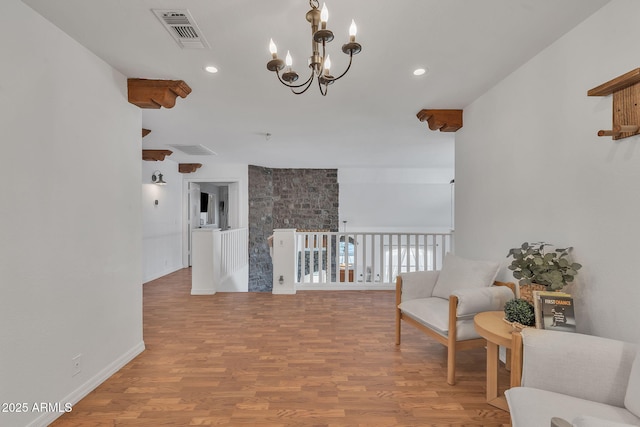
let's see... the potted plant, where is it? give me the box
[506,242,582,300]
[503,298,535,330]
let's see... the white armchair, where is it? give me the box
[395,253,515,385]
[506,329,640,427]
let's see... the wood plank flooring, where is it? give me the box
[51,268,512,426]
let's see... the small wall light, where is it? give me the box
[151,170,167,185]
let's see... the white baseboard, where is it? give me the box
[272,288,296,295]
[143,265,184,284]
[30,341,145,427]
[191,288,216,295]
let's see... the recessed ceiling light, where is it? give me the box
[205,65,218,74]
[413,68,427,76]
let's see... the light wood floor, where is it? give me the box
[51,268,512,426]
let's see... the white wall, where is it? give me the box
[455,0,640,343]
[140,160,248,284]
[339,168,454,232]
[0,1,144,426]
[142,160,184,283]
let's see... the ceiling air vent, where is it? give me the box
[169,144,217,156]
[152,9,210,49]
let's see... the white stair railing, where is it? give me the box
[191,227,248,294]
[294,231,452,289]
[220,227,248,278]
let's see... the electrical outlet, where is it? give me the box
[72,354,82,377]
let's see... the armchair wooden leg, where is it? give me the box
[447,341,456,385]
[447,296,458,385]
[395,309,401,345]
[395,277,402,346]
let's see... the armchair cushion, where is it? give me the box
[399,297,450,334]
[432,253,500,299]
[453,286,515,318]
[626,355,640,417]
[398,297,482,341]
[398,270,440,302]
[506,388,640,427]
[507,329,640,427]
[520,329,636,407]
[505,388,638,427]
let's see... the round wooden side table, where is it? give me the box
[473,311,523,412]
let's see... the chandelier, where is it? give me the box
[266,0,362,96]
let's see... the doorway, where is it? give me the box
[184,180,239,267]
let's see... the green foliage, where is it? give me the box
[506,242,582,291]
[504,298,536,326]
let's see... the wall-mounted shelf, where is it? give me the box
[178,163,202,173]
[142,149,173,161]
[588,68,640,140]
[128,79,192,109]
[416,109,463,132]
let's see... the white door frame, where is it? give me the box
[187,182,201,267]
[182,178,242,268]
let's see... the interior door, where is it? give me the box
[188,182,201,266]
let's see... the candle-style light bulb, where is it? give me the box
[321,3,328,29]
[324,55,331,75]
[269,38,278,58]
[349,19,357,42]
[285,50,292,70]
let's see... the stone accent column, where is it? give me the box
[248,166,274,292]
[248,166,339,292]
[272,169,339,231]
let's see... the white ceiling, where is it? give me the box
[23,0,610,169]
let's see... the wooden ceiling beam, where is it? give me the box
[128,79,192,109]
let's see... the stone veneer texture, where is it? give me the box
[248,165,338,292]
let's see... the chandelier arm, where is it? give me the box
[290,74,316,95]
[326,53,354,83]
[276,69,314,89]
[318,76,328,96]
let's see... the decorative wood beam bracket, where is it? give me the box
[416,109,463,132]
[128,79,192,109]
[142,149,173,161]
[589,68,640,140]
[178,163,203,174]
[142,129,151,138]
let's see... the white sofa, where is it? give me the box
[506,328,640,427]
